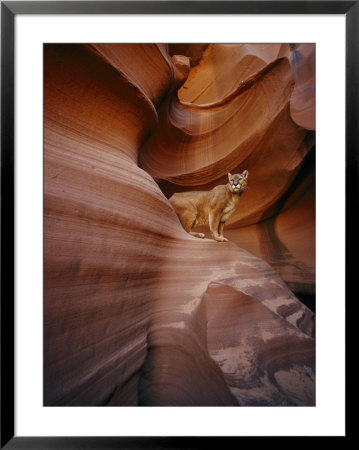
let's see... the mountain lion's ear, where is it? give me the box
[228,173,232,181]
[242,170,248,178]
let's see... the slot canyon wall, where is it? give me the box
[44,43,315,406]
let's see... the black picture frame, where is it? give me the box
[1,1,354,447]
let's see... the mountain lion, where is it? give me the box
[169,170,248,242]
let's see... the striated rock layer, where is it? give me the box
[44,43,315,406]
[141,43,316,303]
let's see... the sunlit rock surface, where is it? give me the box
[44,43,315,406]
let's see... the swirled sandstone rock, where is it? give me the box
[44,43,315,406]
[140,43,316,299]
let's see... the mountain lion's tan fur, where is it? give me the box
[169,171,248,242]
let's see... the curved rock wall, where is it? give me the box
[44,43,315,406]
[140,43,316,301]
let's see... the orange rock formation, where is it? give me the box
[44,43,315,406]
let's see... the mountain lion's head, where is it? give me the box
[228,170,248,193]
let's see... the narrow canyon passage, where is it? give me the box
[44,43,315,406]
